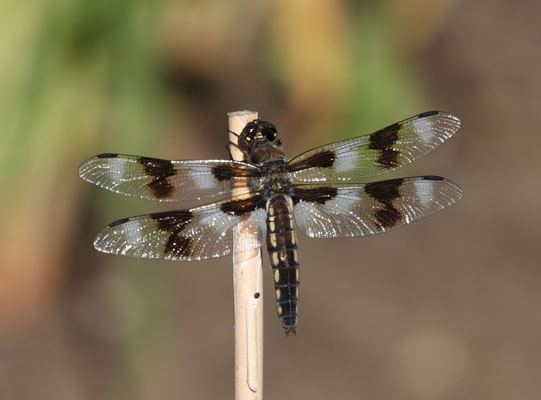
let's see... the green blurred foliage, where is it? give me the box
[1,0,166,195]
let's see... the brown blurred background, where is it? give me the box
[1,0,541,399]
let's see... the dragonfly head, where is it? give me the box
[241,119,278,145]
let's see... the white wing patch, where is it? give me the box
[108,157,126,181]
[333,148,360,176]
[123,219,144,245]
[413,179,434,207]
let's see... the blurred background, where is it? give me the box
[1,0,541,399]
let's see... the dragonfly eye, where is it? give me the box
[266,130,277,141]
[262,122,278,141]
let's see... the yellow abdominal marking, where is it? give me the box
[269,221,276,232]
[269,234,277,249]
[276,288,281,300]
[293,250,299,264]
[296,268,299,281]
[274,269,280,282]
[296,287,299,297]
[272,252,279,266]
[278,305,283,315]
[290,235,296,246]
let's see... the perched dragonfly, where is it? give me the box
[79,111,462,336]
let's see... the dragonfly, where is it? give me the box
[79,111,462,336]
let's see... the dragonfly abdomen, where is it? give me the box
[266,194,300,336]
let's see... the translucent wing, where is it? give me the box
[287,111,461,182]
[94,194,267,261]
[78,154,261,202]
[292,176,462,238]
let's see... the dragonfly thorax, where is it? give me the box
[260,162,294,199]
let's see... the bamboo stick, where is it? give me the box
[228,111,264,400]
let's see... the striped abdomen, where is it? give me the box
[266,194,300,336]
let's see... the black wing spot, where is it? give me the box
[220,194,265,216]
[374,206,402,229]
[211,164,258,181]
[365,178,404,229]
[422,175,444,181]
[364,178,403,204]
[151,210,193,232]
[418,110,439,118]
[254,292,260,299]
[212,165,235,181]
[97,153,119,158]
[164,235,194,258]
[288,150,335,171]
[147,179,174,199]
[108,217,129,227]
[150,210,194,258]
[138,157,175,199]
[292,186,338,205]
[368,122,400,169]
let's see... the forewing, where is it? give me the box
[288,111,461,182]
[78,154,260,201]
[292,176,462,238]
[94,194,267,261]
